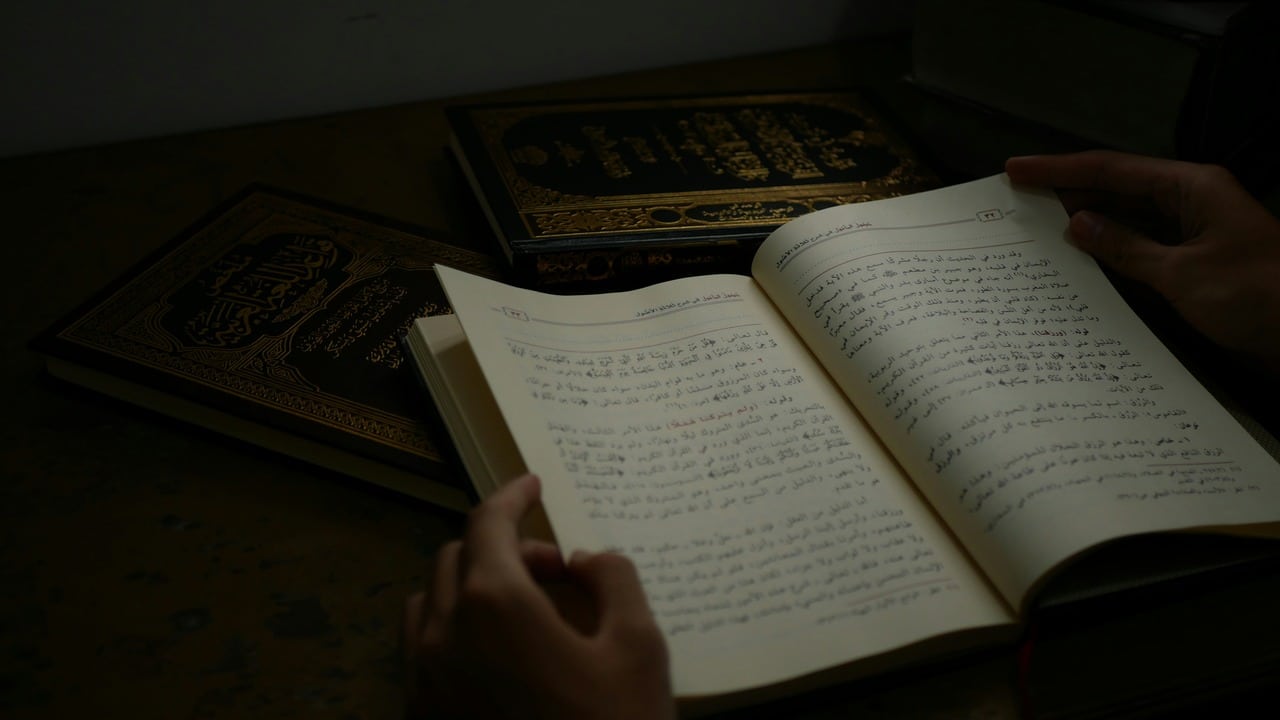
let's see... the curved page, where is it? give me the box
[751,174,1280,609]
[434,266,1012,698]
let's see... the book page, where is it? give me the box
[432,266,1013,698]
[407,313,525,499]
[752,174,1280,609]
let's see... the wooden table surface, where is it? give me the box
[3,33,1269,719]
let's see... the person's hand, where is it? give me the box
[1005,150,1280,371]
[403,473,674,720]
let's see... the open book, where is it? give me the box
[404,174,1280,710]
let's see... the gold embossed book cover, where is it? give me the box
[32,186,505,510]
[446,90,941,291]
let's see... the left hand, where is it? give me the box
[403,473,675,720]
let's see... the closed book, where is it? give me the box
[446,90,941,291]
[31,186,506,510]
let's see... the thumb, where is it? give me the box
[1067,210,1174,296]
[569,551,663,642]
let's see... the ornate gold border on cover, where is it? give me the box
[55,193,498,458]
[465,93,938,240]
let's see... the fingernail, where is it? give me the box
[568,550,592,565]
[1070,211,1104,243]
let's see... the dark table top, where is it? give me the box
[3,32,1273,719]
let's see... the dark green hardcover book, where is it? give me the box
[446,90,941,291]
[31,186,505,510]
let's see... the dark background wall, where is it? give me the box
[0,0,914,159]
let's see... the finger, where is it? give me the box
[455,475,564,638]
[1068,210,1176,295]
[430,540,463,621]
[568,551,662,642]
[403,591,426,662]
[402,592,428,718]
[1006,151,1192,212]
[462,474,543,575]
[1053,188,1160,218]
[521,539,568,582]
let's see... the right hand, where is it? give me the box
[1005,150,1280,372]
[403,473,675,720]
